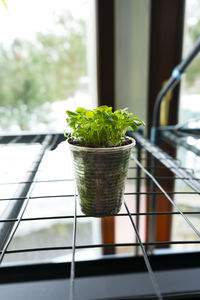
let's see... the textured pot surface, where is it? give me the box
[68,138,135,217]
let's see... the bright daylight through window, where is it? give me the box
[0,0,100,265]
[0,0,96,133]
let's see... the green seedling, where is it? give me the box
[66,105,144,147]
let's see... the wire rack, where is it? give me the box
[0,131,200,300]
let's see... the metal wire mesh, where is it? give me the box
[0,132,200,299]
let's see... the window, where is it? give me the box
[172,0,200,250]
[0,0,100,265]
[179,0,200,125]
[0,0,97,133]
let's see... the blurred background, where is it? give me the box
[0,0,200,265]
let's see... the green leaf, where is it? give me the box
[76,107,86,114]
[65,106,144,146]
[96,105,110,113]
[133,117,145,126]
[66,110,78,116]
[1,0,7,8]
[86,111,94,118]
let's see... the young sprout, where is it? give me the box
[66,105,144,147]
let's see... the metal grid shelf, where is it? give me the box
[0,131,200,300]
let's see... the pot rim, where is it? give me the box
[67,136,136,152]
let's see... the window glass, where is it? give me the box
[179,0,200,124]
[0,0,101,266]
[0,0,95,133]
[172,0,200,252]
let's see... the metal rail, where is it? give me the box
[133,132,200,194]
[151,37,200,144]
[124,200,163,300]
[0,135,52,250]
[1,239,200,255]
[69,187,77,300]
[161,129,200,156]
[0,190,198,202]
[1,133,200,299]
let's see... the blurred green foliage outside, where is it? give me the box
[0,13,86,130]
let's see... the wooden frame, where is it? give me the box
[96,0,115,254]
[147,0,185,245]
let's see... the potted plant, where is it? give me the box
[65,106,144,217]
